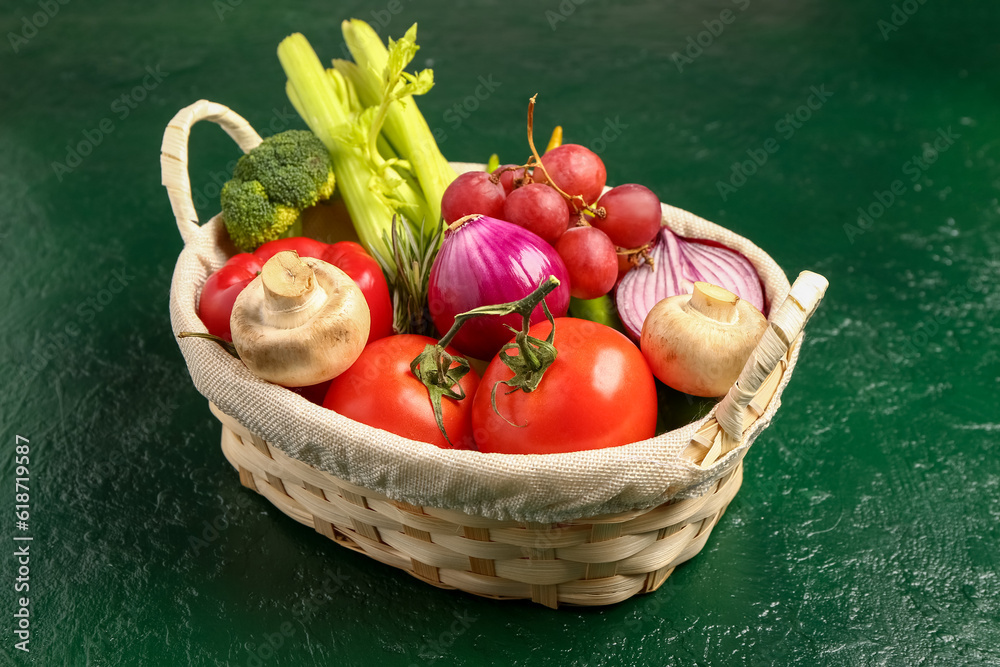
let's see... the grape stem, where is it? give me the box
[618,242,656,271]
[524,95,606,220]
[488,164,528,190]
[485,96,608,220]
[573,206,654,270]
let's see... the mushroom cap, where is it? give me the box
[230,251,370,387]
[640,282,767,397]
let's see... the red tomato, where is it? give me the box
[197,253,263,341]
[253,236,331,264]
[320,241,393,343]
[472,317,657,454]
[323,335,480,450]
[197,237,393,343]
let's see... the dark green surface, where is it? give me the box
[3,0,999,665]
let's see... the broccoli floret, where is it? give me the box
[221,130,336,251]
[220,181,300,250]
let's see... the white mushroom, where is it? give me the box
[640,282,768,397]
[230,250,370,387]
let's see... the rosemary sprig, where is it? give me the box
[370,215,444,336]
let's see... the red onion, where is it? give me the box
[428,215,571,359]
[616,227,765,340]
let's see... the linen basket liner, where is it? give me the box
[169,182,798,524]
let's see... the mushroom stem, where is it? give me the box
[686,282,740,325]
[260,251,327,324]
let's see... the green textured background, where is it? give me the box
[2,0,999,665]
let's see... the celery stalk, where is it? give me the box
[324,55,428,229]
[324,67,407,169]
[278,33,397,264]
[339,20,456,227]
[343,76,431,225]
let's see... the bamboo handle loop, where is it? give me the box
[160,100,263,245]
[715,271,829,447]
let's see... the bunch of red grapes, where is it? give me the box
[440,143,663,300]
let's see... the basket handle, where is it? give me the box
[715,270,829,448]
[160,100,263,245]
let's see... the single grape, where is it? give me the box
[502,183,569,245]
[441,171,506,223]
[592,184,662,249]
[491,164,528,196]
[555,226,618,299]
[533,144,607,214]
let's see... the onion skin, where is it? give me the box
[616,227,765,340]
[428,215,571,360]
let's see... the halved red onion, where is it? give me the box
[616,227,765,340]
[428,215,571,359]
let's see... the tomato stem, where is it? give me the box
[410,276,562,441]
[177,331,240,359]
[408,344,471,448]
[436,275,560,350]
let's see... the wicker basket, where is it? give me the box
[162,100,828,608]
